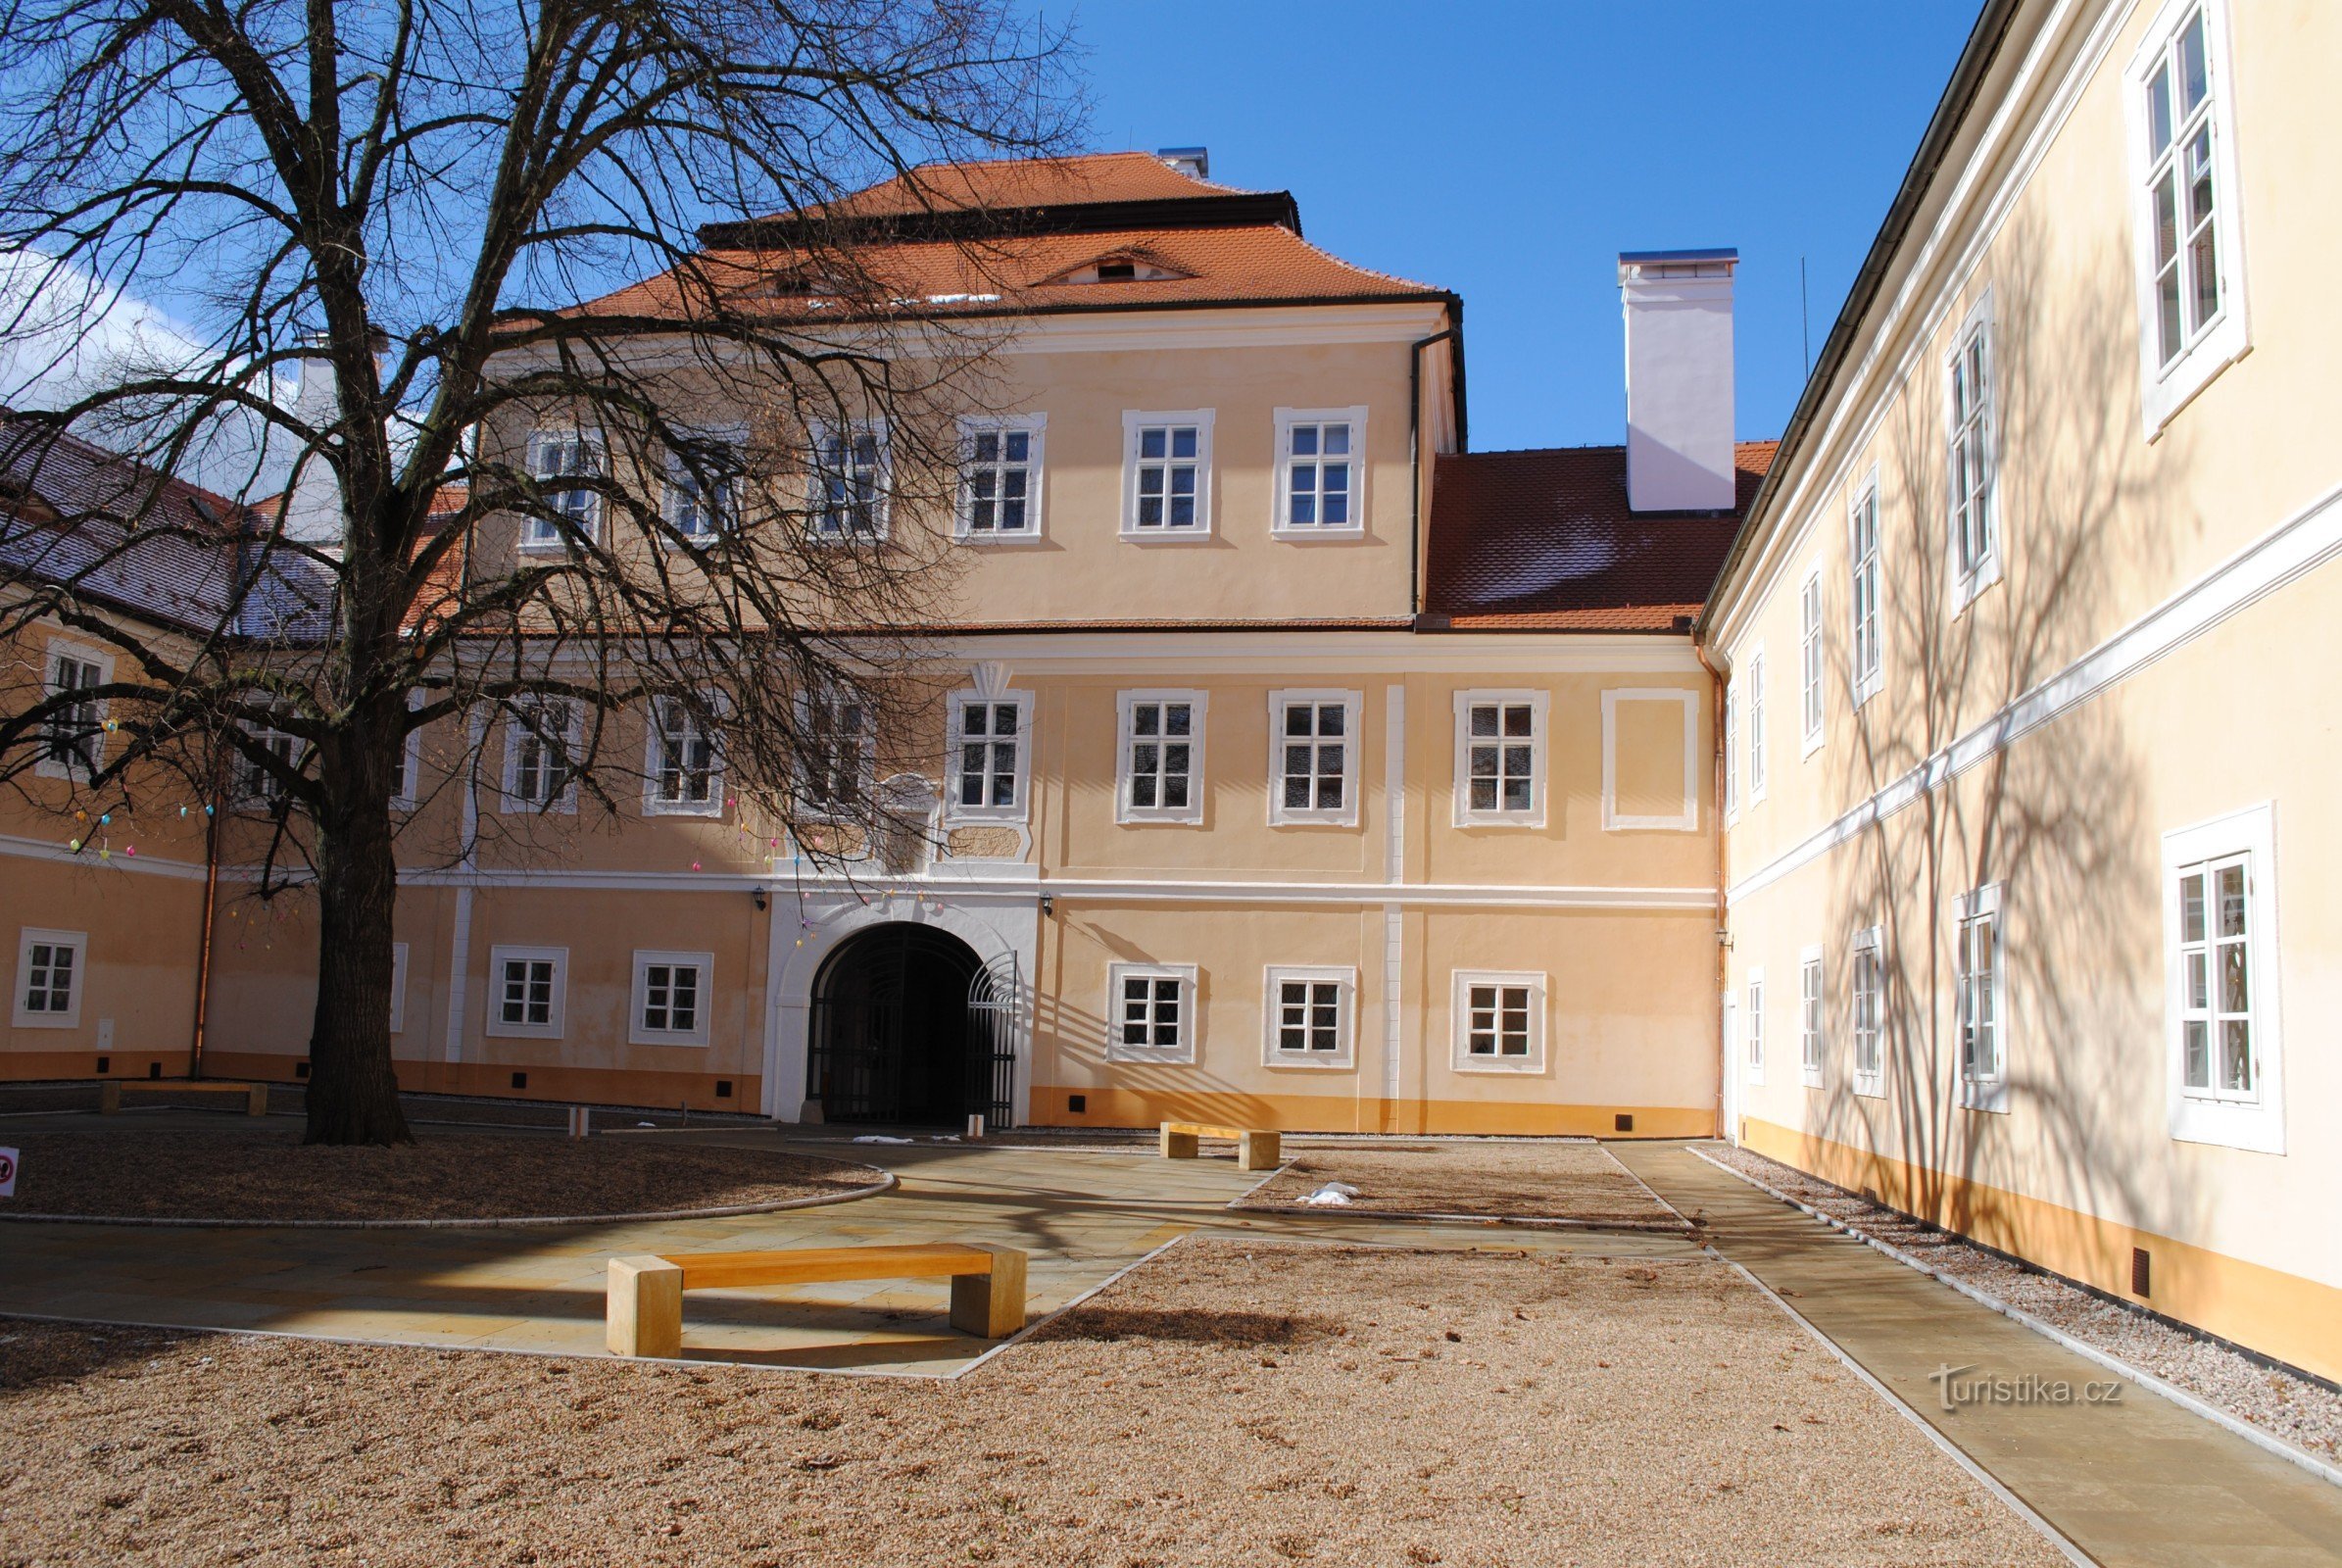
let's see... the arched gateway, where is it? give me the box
[805,922,1016,1126]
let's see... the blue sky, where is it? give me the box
[1064,1,1982,453]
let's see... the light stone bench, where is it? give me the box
[606,1243,1028,1358]
[1159,1119,1281,1171]
[99,1079,268,1116]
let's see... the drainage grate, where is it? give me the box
[2131,1246,2152,1298]
[714,1079,733,1099]
[1067,1093,1088,1114]
[510,1070,528,1090]
[1614,1112,1635,1133]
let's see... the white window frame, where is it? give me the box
[1745,647,1768,804]
[1851,924,1885,1100]
[661,424,747,544]
[2163,802,2283,1153]
[643,695,724,817]
[1848,475,1883,709]
[795,688,874,822]
[34,639,111,783]
[2124,0,2250,437]
[1105,962,1197,1064]
[1451,969,1546,1074]
[1270,406,1368,538]
[630,949,714,1048]
[1266,688,1362,828]
[1119,409,1215,540]
[1262,964,1356,1069]
[1723,682,1739,823]
[1599,688,1698,832]
[1798,945,1825,1089]
[1945,293,2002,612]
[237,705,304,806]
[1116,689,1207,826]
[955,414,1047,542]
[946,688,1034,825]
[1743,967,1766,1086]
[806,419,891,542]
[13,926,88,1029]
[1451,690,1549,829]
[1954,883,2009,1113]
[390,691,425,811]
[484,945,566,1040]
[389,941,410,1035]
[1799,569,1826,758]
[499,699,580,814]
[521,428,604,552]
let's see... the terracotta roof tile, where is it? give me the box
[806,151,1255,218]
[1422,441,1778,633]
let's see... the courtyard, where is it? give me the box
[2,1106,2337,1565]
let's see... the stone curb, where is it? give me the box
[0,1171,896,1231]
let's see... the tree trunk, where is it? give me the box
[303,710,413,1146]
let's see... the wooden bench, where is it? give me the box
[99,1079,268,1116]
[606,1244,1028,1358]
[1159,1119,1280,1171]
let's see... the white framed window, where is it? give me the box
[1264,965,1355,1068]
[2125,0,2249,435]
[947,690,1033,823]
[1744,968,1766,1086]
[1798,946,1825,1088]
[1946,296,2000,610]
[1271,406,1367,536]
[1799,570,1825,757]
[1267,689,1361,827]
[1851,925,1885,1099]
[662,427,745,542]
[522,428,604,549]
[390,692,424,811]
[1599,688,1697,832]
[1117,690,1206,826]
[1452,970,1544,1073]
[2164,802,2283,1152]
[1955,884,2008,1112]
[13,926,87,1029]
[797,690,872,819]
[956,415,1046,541]
[1120,410,1214,538]
[645,696,723,816]
[808,422,889,540]
[499,699,578,813]
[1452,691,1548,828]
[389,941,410,1035]
[1106,962,1196,1063]
[1745,649,1767,804]
[36,641,109,781]
[1848,476,1882,708]
[485,945,565,1039]
[631,950,713,1048]
[1723,683,1739,823]
[238,707,303,805]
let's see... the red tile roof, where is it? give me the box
[1422,441,1779,633]
[565,153,1446,325]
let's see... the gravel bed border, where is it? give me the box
[1227,1200,1692,1234]
[0,1170,896,1231]
[1694,1145,2342,1491]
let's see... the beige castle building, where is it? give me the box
[5,0,2336,1385]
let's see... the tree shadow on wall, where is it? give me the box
[1805,208,2206,1293]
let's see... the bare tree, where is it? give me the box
[0,0,1080,1143]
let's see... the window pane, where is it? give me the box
[2220,1018,2251,1093]
[2219,941,2248,1013]
[2179,872,2205,942]
[2182,1019,2210,1088]
[2216,864,2246,937]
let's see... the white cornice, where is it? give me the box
[930,630,1706,675]
[0,831,209,881]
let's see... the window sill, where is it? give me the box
[1950,558,2002,617]
[943,806,1031,828]
[954,529,1048,546]
[1455,814,1546,832]
[2140,320,2249,440]
[627,1032,712,1050]
[1116,810,1204,828]
[1266,1055,1355,1072]
[9,1013,80,1031]
[1800,730,1825,761]
[1851,679,1881,711]
[644,801,723,818]
[1269,810,1360,830]
[1801,1068,1825,1091]
[1852,1075,1885,1101]
[1104,1048,1195,1066]
[1118,527,1216,544]
[1270,525,1367,542]
[1452,1057,1545,1075]
[1960,1079,2011,1114]
[483,1025,564,1042]
[2169,1094,2284,1154]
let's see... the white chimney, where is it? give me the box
[282,331,386,550]
[1156,146,1209,179]
[1618,248,1737,514]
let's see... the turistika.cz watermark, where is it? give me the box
[1927,1363,2122,1412]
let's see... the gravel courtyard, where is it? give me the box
[1239,1141,1683,1228]
[0,1240,2061,1567]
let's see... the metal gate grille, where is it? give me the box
[965,953,1019,1128]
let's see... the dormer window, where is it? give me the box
[1047,251,1191,286]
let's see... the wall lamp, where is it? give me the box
[1040,893,1054,919]
[753,889,768,912]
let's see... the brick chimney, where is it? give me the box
[1618,249,1737,514]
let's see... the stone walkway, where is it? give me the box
[0,1123,1691,1376]
[1617,1141,2342,1568]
